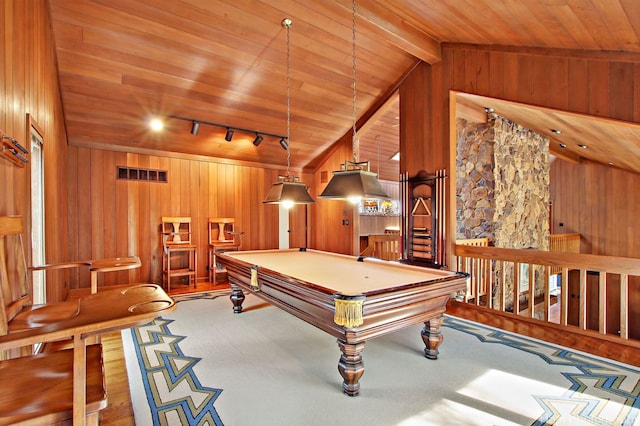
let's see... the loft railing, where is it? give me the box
[454,242,640,342]
[360,234,401,261]
[549,233,580,274]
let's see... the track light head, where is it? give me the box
[190,121,200,135]
[253,134,264,146]
[225,128,234,141]
[279,138,288,150]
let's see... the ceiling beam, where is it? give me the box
[356,91,399,137]
[334,0,442,64]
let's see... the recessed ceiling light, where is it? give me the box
[484,107,495,113]
[149,118,164,132]
[551,129,561,135]
[559,143,567,148]
[578,144,588,149]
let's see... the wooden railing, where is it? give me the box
[549,233,580,274]
[360,234,401,261]
[550,233,581,253]
[454,243,640,342]
[455,238,489,304]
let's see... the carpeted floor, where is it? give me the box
[122,293,640,426]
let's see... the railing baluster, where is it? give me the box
[544,265,551,322]
[527,263,534,318]
[620,273,628,339]
[476,257,482,306]
[486,258,493,309]
[579,269,587,331]
[598,272,607,334]
[499,260,505,311]
[561,267,569,326]
[513,262,520,315]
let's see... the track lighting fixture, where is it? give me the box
[279,138,288,150]
[190,121,200,135]
[167,115,287,147]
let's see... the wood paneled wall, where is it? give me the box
[550,159,640,257]
[398,44,640,263]
[1,0,70,303]
[312,138,358,255]
[66,146,313,288]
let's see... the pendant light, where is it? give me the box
[263,18,316,208]
[319,0,389,204]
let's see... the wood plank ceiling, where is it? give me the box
[49,0,640,181]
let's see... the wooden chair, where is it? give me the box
[0,344,107,425]
[208,218,243,284]
[0,215,34,358]
[0,215,107,424]
[0,284,174,425]
[161,216,197,291]
[29,256,142,299]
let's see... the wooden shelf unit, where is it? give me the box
[401,170,447,267]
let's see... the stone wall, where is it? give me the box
[456,114,550,313]
[456,119,495,242]
[492,116,550,251]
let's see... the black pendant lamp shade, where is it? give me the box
[319,162,389,201]
[263,179,315,205]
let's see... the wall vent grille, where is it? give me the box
[117,166,167,183]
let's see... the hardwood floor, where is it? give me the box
[100,331,136,426]
[99,282,640,425]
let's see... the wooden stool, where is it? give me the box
[161,217,197,292]
[208,218,243,284]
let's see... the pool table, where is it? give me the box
[216,248,467,396]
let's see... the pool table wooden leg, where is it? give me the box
[229,285,245,313]
[337,340,365,397]
[422,315,444,359]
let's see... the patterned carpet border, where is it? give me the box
[443,317,640,425]
[128,295,640,425]
[129,294,228,426]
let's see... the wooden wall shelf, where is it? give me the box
[1,132,29,167]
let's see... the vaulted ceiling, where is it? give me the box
[49,1,640,182]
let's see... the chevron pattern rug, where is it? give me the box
[122,293,640,425]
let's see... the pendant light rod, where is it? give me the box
[318,0,389,202]
[351,0,358,164]
[263,18,315,206]
[284,17,293,179]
